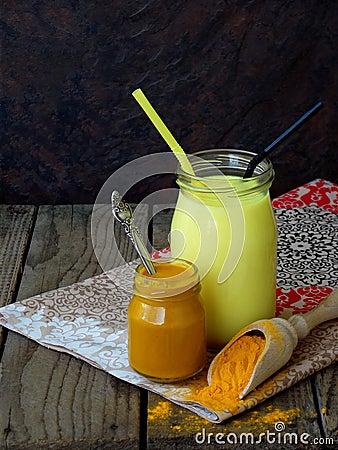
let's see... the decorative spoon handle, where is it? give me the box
[111,191,156,275]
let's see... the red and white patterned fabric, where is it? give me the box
[273,179,337,314]
[272,178,338,213]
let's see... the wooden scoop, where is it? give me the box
[207,288,338,399]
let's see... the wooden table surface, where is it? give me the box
[0,204,336,449]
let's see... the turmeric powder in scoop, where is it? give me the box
[189,334,265,413]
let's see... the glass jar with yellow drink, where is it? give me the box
[170,149,277,349]
[128,258,206,382]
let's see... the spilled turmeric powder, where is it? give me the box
[231,405,302,432]
[188,334,265,413]
[252,405,301,427]
[148,401,172,420]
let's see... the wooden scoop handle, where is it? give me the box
[288,288,338,339]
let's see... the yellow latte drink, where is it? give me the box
[170,149,277,348]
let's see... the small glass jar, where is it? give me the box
[170,149,277,348]
[128,258,206,382]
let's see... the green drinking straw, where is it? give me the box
[132,88,195,175]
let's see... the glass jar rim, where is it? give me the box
[176,148,274,194]
[134,257,200,299]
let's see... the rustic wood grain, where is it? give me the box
[0,205,36,308]
[0,205,36,348]
[0,334,140,450]
[15,205,103,300]
[0,204,148,449]
[313,364,338,441]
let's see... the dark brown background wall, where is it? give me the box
[0,0,337,204]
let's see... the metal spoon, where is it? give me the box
[207,288,338,399]
[111,191,156,275]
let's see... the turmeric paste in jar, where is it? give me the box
[128,258,206,382]
[188,334,265,413]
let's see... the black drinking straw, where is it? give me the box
[243,101,323,178]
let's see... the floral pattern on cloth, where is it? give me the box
[0,179,337,423]
[275,206,338,288]
[272,178,338,213]
[275,285,333,316]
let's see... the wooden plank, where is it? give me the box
[0,204,148,449]
[0,205,36,348]
[313,364,338,441]
[15,205,104,300]
[0,205,36,308]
